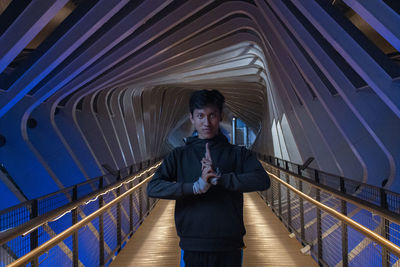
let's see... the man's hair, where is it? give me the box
[189,89,225,114]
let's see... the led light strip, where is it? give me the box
[21,162,162,237]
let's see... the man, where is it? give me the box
[147,89,270,266]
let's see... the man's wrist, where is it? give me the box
[193,177,211,194]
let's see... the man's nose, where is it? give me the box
[204,117,210,125]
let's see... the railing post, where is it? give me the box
[72,186,78,267]
[277,169,282,218]
[129,180,134,234]
[299,180,305,242]
[99,177,105,267]
[297,166,305,242]
[116,175,122,248]
[138,164,143,220]
[380,188,390,267]
[286,174,291,229]
[145,162,150,214]
[30,199,38,267]
[340,177,348,267]
[269,173,274,210]
[315,170,323,264]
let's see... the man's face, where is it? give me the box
[190,105,222,139]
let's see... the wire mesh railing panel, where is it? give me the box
[280,182,289,223]
[44,213,72,240]
[103,206,117,261]
[38,191,72,216]
[387,250,400,267]
[262,155,400,217]
[290,196,301,234]
[0,161,161,267]
[300,168,316,181]
[78,197,99,220]
[345,201,360,217]
[319,172,340,190]
[77,179,100,199]
[103,174,118,188]
[38,235,74,267]
[288,175,302,235]
[342,178,360,195]
[347,227,383,267]
[387,192,400,214]
[351,209,380,236]
[389,221,400,247]
[2,235,30,266]
[141,191,149,216]
[121,197,130,242]
[103,190,116,206]
[287,162,298,173]
[1,243,17,267]
[320,210,343,266]
[132,189,142,226]
[78,217,100,267]
[389,249,400,266]
[303,200,318,255]
[354,186,380,206]
[260,160,400,267]
[271,179,279,212]
[38,224,54,250]
[0,204,31,234]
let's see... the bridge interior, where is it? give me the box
[110,193,318,266]
[0,0,400,266]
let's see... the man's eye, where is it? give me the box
[210,114,215,118]
[197,114,203,119]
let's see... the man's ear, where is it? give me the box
[189,113,194,123]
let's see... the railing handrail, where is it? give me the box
[259,159,400,225]
[0,158,163,217]
[6,171,156,267]
[262,154,400,198]
[266,168,400,259]
[8,159,400,266]
[0,161,162,246]
[258,154,400,217]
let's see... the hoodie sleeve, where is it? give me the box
[218,148,270,192]
[147,150,194,200]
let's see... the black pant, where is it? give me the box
[182,250,242,267]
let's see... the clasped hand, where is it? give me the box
[201,143,220,184]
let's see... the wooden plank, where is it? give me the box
[109,199,180,267]
[242,192,317,266]
[110,192,317,266]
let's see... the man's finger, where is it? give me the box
[202,165,211,175]
[201,158,212,166]
[205,172,218,182]
[205,143,212,161]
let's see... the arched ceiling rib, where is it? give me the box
[1,1,269,129]
[0,0,400,206]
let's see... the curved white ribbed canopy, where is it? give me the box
[0,0,400,205]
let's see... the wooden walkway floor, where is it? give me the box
[110,192,317,266]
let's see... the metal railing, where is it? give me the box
[3,153,400,266]
[259,159,400,267]
[0,160,162,266]
[259,155,400,216]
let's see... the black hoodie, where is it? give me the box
[147,133,270,251]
